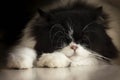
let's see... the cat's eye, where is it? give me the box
[81,36,90,48]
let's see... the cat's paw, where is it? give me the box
[7,47,37,69]
[36,52,71,68]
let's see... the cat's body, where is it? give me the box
[7,0,120,69]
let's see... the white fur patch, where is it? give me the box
[36,42,106,68]
[7,47,37,69]
[20,24,36,48]
[60,42,92,58]
[61,42,106,66]
[36,52,71,68]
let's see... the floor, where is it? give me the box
[0,65,120,80]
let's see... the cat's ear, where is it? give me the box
[38,8,48,17]
[37,8,52,20]
[95,7,103,16]
[95,7,106,23]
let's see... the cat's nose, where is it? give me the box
[70,45,78,51]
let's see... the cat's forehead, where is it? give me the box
[51,10,92,22]
[49,11,97,30]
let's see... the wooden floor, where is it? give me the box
[0,65,120,80]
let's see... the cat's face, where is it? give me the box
[33,5,118,60]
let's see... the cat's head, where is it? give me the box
[33,2,118,62]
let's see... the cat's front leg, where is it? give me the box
[7,47,37,69]
[36,52,71,68]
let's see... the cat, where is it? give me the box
[7,0,120,69]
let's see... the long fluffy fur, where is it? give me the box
[7,0,120,69]
[22,0,120,51]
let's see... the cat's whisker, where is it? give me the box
[49,24,64,33]
[49,24,65,39]
[91,53,112,62]
[58,40,65,49]
[82,21,95,31]
[51,31,64,41]
[49,23,71,42]
[56,36,65,45]
[61,26,70,38]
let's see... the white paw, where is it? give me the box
[7,47,37,69]
[36,52,71,68]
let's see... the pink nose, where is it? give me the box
[70,45,78,51]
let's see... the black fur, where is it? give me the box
[31,2,118,59]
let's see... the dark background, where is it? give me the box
[0,0,56,67]
[1,0,120,47]
[0,0,56,46]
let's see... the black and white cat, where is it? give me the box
[7,0,120,69]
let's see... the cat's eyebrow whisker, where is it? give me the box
[56,37,65,49]
[49,24,64,33]
[51,31,64,40]
[49,24,65,39]
[82,21,95,31]
[49,24,69,40]
[56,36,65,45]
[51,34,64,47]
